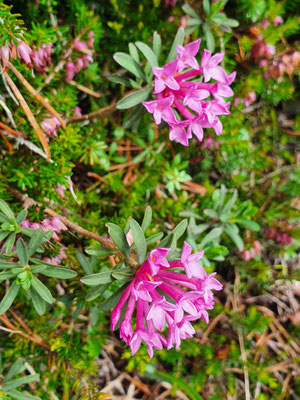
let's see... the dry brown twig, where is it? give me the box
[3,71,51,160]
[8,187,138,268]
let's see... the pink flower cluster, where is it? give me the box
[240,240,262,261]
[111,242,222,358]
[142,39,235,146]
[0,39,53,72]
[250,38,275,63]
[265,226,293,245]
[21,216,68,242]
[234,91,256,108]
[53,183,67,200]
[41,115,61,139]
[66,32,94,81]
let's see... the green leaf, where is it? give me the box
[128,42,140,63]
[135,41,158,68]
[3,359,25,383]
[0,261,19,269]
[222,18,239,27]
[159,232,175,248]
[0,231,10,241]
[3,232,16,253]
[203,0,211,16]
[145,232,164,245]
[39,267,77,279]
[141,206,152,232]
[234,219,260,231]
[186,17,202,26]
[116,87,152,110]
[203,244,229,260]
[111,268,134,282]
[27,228,46,257]
[172,219,188,239]
[211,12,227,24]
[166,27,185,63]
[224,224,244,251]
[107,74,133,87]
[129,219,147,264]
[204,27,215,52]
[85,247,118,257]
[16,238,28,266]
[4,374,40,391]
[182,4,199,18]
[0,281,20,314]
[153,31,161,59]
[76,252,93,275]
[80,271,113,286]
[222,189,238,213]
[0,271,15,282]
[106,223,130,258]
[29,287,46,316]
[200,227,223,247]
[113,52,145,80]
[98,282,129,311]
[31,276,53,304]
[5,390,41,400]
[204,208,218,219]
[0,199,15,220]
[15,209,27,224]
[0,212,9,223]
[85,283,110,301]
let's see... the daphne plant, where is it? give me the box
[111,28,235,145]
[0,200,77,315]
[0,357,40,400]
[80,206,224,358]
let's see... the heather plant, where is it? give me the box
[0,0,299,399]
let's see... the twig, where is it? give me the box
[8,187,138,268]
[8,61,66,129]
[68,80,101,98]
[0,131,13,151]
[257,165,295,184]
[0,121,26,138]
[3,71,51,160]
[67,100,117,124]
[3,130,51,160]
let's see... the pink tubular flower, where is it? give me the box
[111,241,222,358]
[16,40,33,67]
[273,16,283,27]
[142,39,235,146]
[41,115,61,138]
[20,216,67,242]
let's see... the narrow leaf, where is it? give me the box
[80,271,113,286]
[0,281,20,315]
[98,282,130,311]
[135,41,158,68]
[85,247,118,257]
[128,42,140,63]
[0,199,15,220]
[182,4,200,18]
[3,232,16,253]
[15,209,27,224]
[167,27,185,63]
[141,206,152,232]
[16,238,28,265]
[153,31,161,59]
[85,283,110,301]
[76,252,93,275]
[145,232,164,245]
[3,359,25,383]
[4,374,40,391]
[29,287,46,316]
[116,87,152,110]
[113,52,145,80]
[129,219,147,264]
[224,224,244,251]
[111,268,134,282]
[107,74,133,87]
[106,223,130,258]
[39,267,77,279]
[31,276,53,304]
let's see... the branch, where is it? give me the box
[8,61,66,129]
[67,100,117,124]
[8,187,138,268]
[3,71,51,160]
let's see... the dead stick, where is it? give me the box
[68,80,101,98]
[8,187,138,268]
[8,62,66,129]
[67,100,117,124]
[3,72,51,160]
[0,121,26,138]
